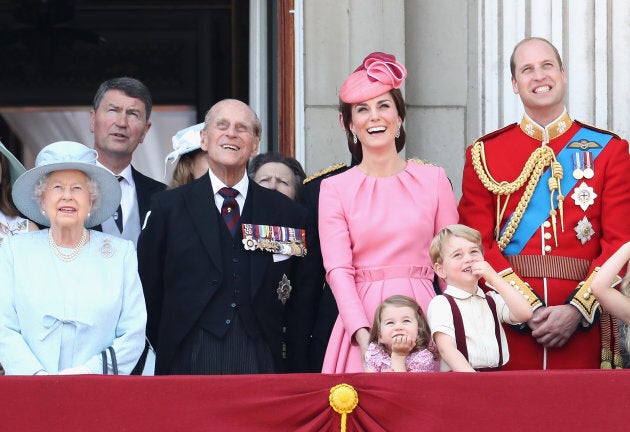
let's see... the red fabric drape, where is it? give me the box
[1,371,629,431]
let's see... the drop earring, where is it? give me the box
[352,132,357,144]
[395,126,401,139]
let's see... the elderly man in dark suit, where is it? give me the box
[138,99,318,374]
[90,77,166,248]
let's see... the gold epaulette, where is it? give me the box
[569,269,602,324]
[303,162,347,184]
[472,123,518,145]
[498,268,543,310]
[574,120,621,140]
[407,157,434,166]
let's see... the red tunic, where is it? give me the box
[459,115,630,369]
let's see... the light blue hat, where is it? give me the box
[12,141,122,228]
[0,140,26,185]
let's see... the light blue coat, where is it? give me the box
[0,230,146,375]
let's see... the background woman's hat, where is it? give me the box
[163,122,205,180]
[12,141,122,228]
[0,140,26,185]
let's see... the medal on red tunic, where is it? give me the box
[583,152,594,179]
[572,152,584,180]
[574,216,595,244]
[571,182,597,211]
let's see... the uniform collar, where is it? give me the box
[519,109,573,143]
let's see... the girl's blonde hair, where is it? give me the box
[369,295,433,353]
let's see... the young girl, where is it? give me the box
[365,295,437,372]
[591,241,630,325]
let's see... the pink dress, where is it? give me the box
[319,162,458,373]
[365,342,437,372]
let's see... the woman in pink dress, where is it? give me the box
[319,52,458,373]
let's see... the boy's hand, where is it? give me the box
[470,260,497,280]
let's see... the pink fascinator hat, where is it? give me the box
[339,52,407,103]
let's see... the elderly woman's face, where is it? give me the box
[41,170,93,229]
[254,162,297,200]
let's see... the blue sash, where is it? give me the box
[502,127,612,255]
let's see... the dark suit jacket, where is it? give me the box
[93,166,166,232]
[299,164,348,372]
[137,174,319,374]
[131,166,167,226]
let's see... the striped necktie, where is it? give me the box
[218,187,240,236]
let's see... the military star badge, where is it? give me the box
[571,182,597,211]
[277,274,292,305]
[574,216,595,245]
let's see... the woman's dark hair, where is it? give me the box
[248,152,306,199]
[0,153,19,217]
[339,88,407,163]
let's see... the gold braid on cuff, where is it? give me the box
[498,268,543,309]
[569,269,601,324]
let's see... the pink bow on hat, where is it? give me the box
[340,52,407,104]
[358,52,407,89]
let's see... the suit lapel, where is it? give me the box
[132,166,165,221]
[183,175,223,271]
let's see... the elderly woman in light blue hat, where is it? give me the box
[0,141,38,243]
[0,141,146,375]
[164,122,209,188]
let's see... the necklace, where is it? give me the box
[48,228,89,262]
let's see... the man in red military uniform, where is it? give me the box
[459,37,630,369]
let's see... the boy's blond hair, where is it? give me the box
[430,224,484,265]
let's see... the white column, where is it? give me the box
[611,0,630,140]
[249,1,268,152]
[566,0,595,123]
[293,0,305,166]
[478,0,628,135]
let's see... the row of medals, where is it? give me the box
[570,151,596,245]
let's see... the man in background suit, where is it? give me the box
[90,77,166,247]
[138,99,318,374]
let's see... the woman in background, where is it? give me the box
[0,142,37,244]
[164,122,209,189]
[248,151,306,200]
